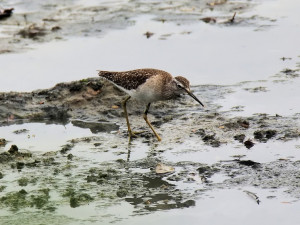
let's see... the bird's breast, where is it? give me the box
[130,78,163,103]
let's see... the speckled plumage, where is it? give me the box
[98,68,191,103]
[99,69,170,90]
[98,68,203,141]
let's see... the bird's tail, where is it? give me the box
[98,70,112,77]
[98,70,117,81]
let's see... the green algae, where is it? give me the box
[0,188,52,212]
[18,177,29,186]
[62,187,94,208]
[70,193,94,208]
[0,189,29,211]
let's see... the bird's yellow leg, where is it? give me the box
[122,96,144,141]
[143,103,162,141]
[122,96,135,141]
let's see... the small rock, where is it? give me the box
[116,189,128,198]
[8,145,18,154]
[254,130,264,140]
[254,130,277,141]
[266,130,277,139]
[16,162,25,170]
[244,139,254,149]
[0,172,3,179]
[237,160,260,169]
[0,138,7,146]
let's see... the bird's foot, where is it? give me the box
[128,130,145,142]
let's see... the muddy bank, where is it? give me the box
[0,78,124,124]
[1,78,299,145]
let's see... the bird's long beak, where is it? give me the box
[184,88,204,107]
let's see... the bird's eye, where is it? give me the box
[177,84,183,88]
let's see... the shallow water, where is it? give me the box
[218,77,300,116]
[1,0,300,224]
[1,120,299,163]
[162,139,300,164]
[0,122,93,152]
[117,188,300,225]
[0,0,299,91]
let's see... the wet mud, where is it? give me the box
[0,75,299,223]
[1,77,299,144]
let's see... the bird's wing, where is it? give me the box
[98,69,163,90]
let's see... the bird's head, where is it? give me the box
[174,76,204,107]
